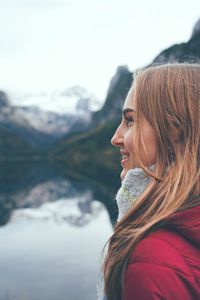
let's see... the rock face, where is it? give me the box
[190,18,200,40]
[15,105,91,141]
[91,18,200,128]
[0,91,10,108]
[92,66,133,125]
[0,91,93,153]
[151,18,200,65]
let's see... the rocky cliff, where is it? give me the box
[91,18,200,127]
[92,66,133,125]
[151,19,200,64]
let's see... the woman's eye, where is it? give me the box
[126,117,134,125]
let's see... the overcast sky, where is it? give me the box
[0,0,199,101]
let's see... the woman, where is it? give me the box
[102,63,200,300]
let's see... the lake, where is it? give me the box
[0,162,119,300]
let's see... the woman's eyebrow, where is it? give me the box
[122,108,135,117]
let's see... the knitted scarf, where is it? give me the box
[116,165,155,220]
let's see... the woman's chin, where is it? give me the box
[120,169,128,181]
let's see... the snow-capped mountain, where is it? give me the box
[9,85,102,115]
[15,105,91,138]
[0,87,101,149]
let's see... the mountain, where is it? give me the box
[10,85,102,114]
[92,66,133,126]
[0,92,41,159]
[0,102,93,152]
[0,126,37,160]
[92,18,200,127]
[15,105,91,140]
[0,86,99,157]
[0,91,10,108]
[51,18,200,179]
[151,18,200,65]
[0,102,55,149]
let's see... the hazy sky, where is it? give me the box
[0,0,199,100]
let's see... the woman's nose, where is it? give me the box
[111,126,123,147]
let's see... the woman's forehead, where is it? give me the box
[123,88,135,110]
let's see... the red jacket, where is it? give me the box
[123,205,200,300]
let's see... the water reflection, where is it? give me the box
[0,161,119,226]
[0,161,119,300]
[11,196,103,227]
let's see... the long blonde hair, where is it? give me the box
[103,63,200,300]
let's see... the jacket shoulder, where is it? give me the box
[123,229,200,300]
[130,228,190,270]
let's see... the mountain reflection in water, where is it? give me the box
[11,195,103,227]
[0,162,119,300]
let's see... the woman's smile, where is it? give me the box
[120,149,130,166]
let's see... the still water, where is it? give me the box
[0,162,119,300]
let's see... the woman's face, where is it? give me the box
[111,87,158,180]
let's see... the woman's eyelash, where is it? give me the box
[125,116,134,124]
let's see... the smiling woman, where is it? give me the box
[100,63,200,300]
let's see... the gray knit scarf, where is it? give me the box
[116,165,155,221]
[97,165,155,300]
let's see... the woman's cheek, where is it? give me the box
[125,130,134,154]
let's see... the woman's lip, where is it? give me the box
[121,157,129,166]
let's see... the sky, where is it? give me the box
[0,0,200,102]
